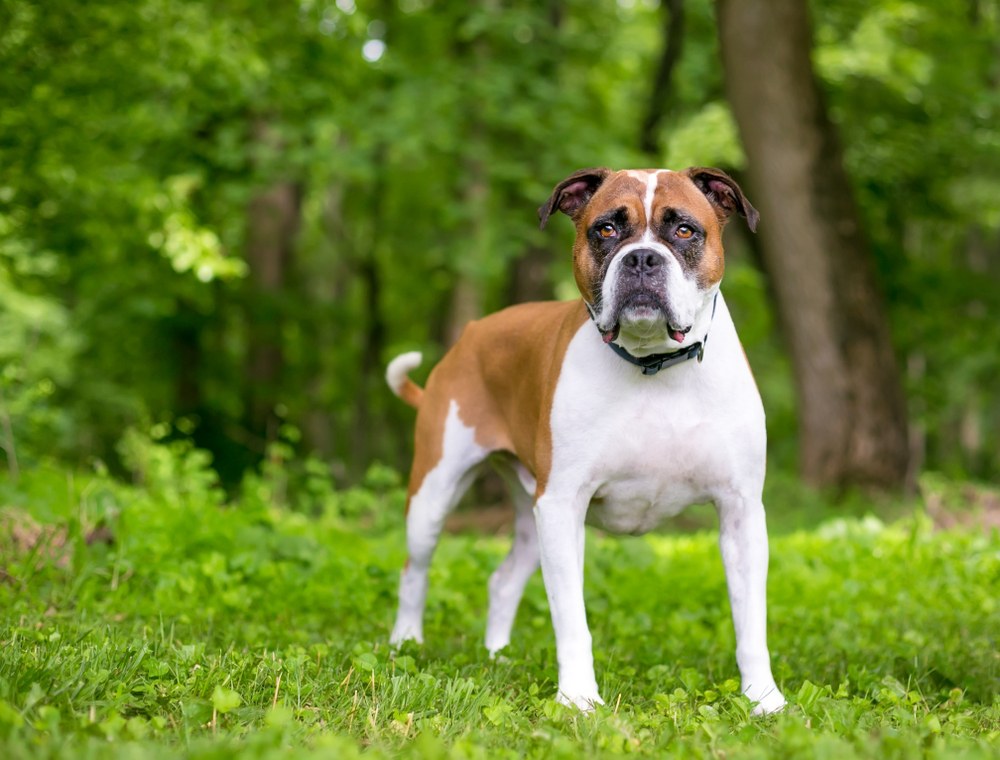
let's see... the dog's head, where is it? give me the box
[540,167,757,354]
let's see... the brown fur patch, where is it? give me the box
[405,301,589,502]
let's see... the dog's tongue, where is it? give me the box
[670,329,687,343]
[602,324,620,344]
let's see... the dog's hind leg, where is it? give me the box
[485,463,540,655]
[391,400,488,647]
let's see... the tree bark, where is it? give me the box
[443,3,493,346]
[508,244,554,304]
[640,0,685,156]
[244,124,302,444]
[506,0,566,306]
[350,150,388,474]
[716,0,909,489]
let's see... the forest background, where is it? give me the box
[2,1,999,757]
[1,0,999,499]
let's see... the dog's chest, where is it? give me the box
[578,386,724,533]
[545,318,764,535]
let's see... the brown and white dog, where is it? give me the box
[385,166,786,714]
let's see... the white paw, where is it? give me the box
[486,644,508,660]
[746,684,786,715]
[389,622,423,648]
[556,689,605,712]
[485,636,509,658]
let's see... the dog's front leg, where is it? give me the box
[534,492,603,710]
[716,493,786,715]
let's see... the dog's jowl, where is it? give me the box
[385,167,786,715]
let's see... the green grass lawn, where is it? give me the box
[1,452,998,758]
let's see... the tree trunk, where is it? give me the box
[443,4,493,346]
[350,162,387,474]
[640,0,685,156]
[716,0,909,489]
[244,124,302,445]
[507,244,555,304]
[506,0,565,306]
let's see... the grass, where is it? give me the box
[0,441,998,758]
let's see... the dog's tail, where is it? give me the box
[386,351,424,409]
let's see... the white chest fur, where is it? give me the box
[545,295,766,535]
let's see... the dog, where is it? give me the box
[385,166,786,715]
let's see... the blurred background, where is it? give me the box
[1,0,997,501]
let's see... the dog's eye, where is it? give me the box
[675,224,694,240]
[598,223,618,239]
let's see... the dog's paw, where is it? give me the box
[555,689,605,712]
[389,622,423,648]
[485,636,509,658]
[745,684,786,716]
[486,644,509,661]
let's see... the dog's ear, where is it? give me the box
[538,168,612,229]
[685,167,759,232]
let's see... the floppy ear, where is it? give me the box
[538,167,612,229]
[685,167,759,232]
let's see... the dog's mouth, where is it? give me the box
[668,325,691,343]
[600,292,690,345]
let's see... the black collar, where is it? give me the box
[605,339,705,375]
[587,293,718,376]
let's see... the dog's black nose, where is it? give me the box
[621,248,664,274]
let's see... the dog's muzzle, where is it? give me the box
[598,244,706,348]
[613,247,669,313]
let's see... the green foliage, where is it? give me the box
[0,0,997,482]
[663,102,745,170]
[0,0,669,479]
[2,2,997,754]
[1,453,998,758]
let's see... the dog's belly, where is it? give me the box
[586,475,703,535]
